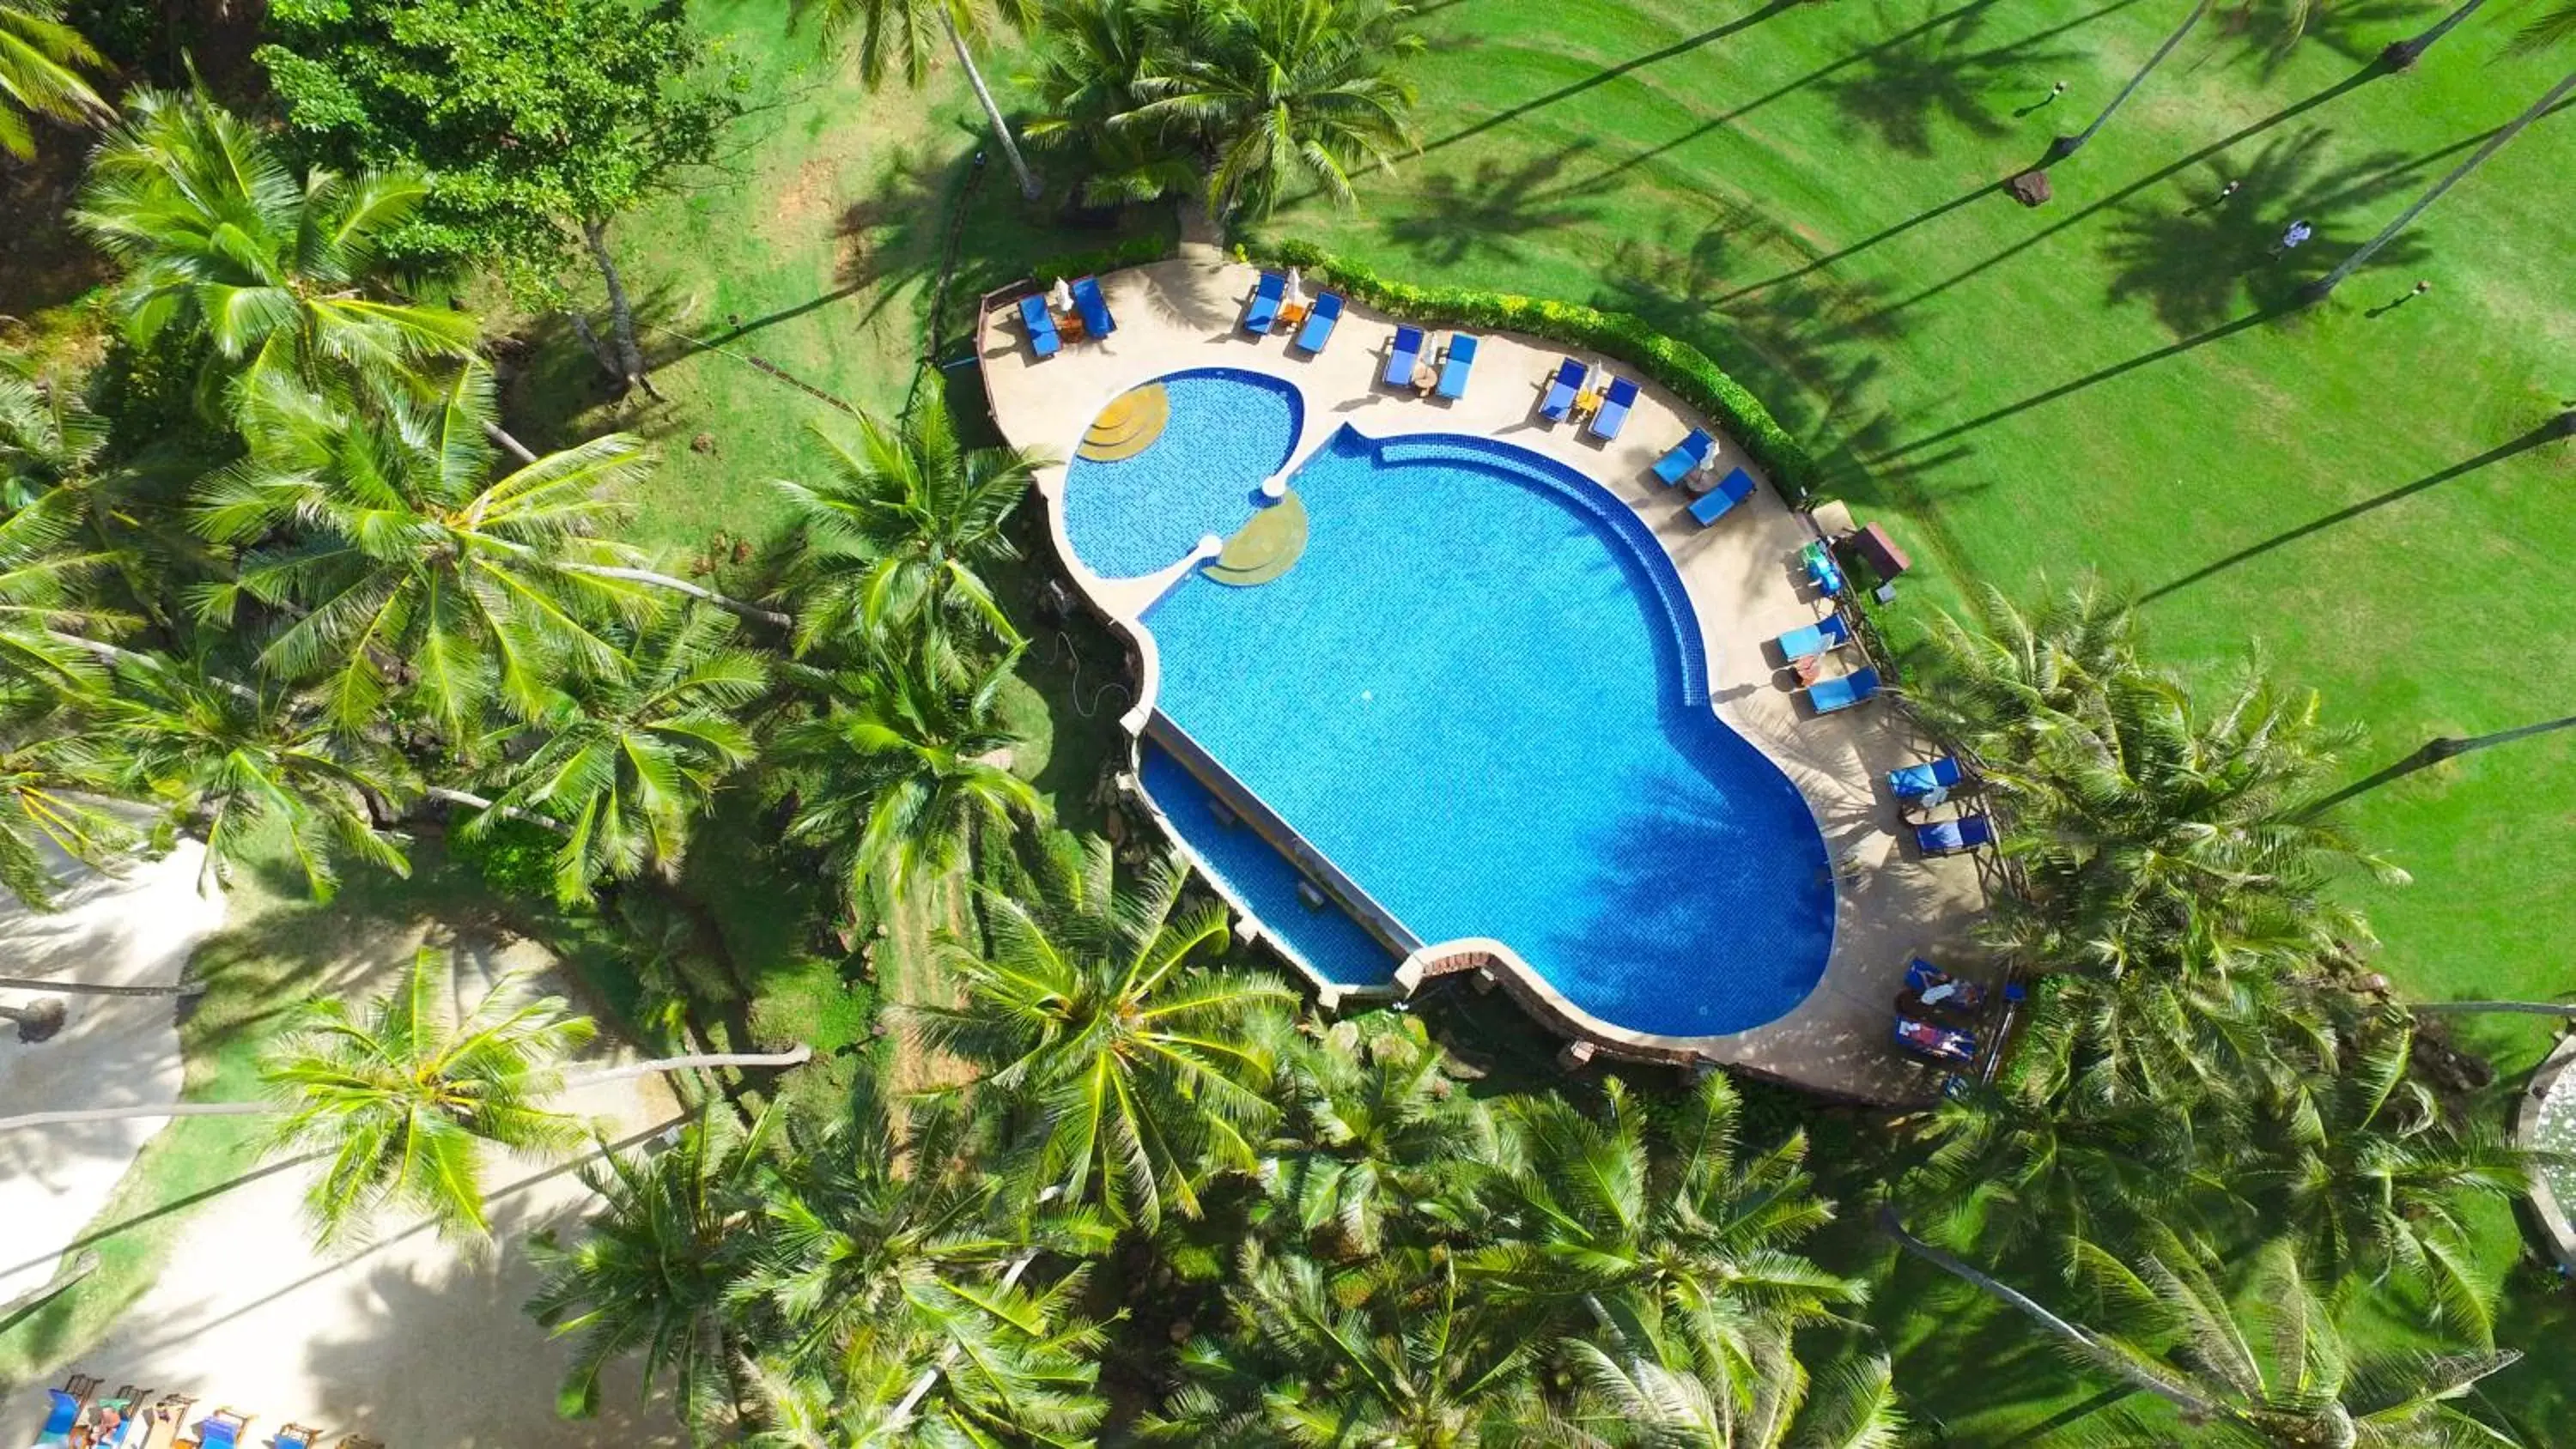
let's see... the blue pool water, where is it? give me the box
[1062,368,1303,579]
[1132,420,1835,1039]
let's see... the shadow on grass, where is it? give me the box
[1822,0,2088,157]
[2302,714,2576,818]
[1378,146,1615,267]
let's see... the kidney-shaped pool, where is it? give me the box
[1059,371,1834,1040]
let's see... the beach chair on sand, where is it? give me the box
[1800,665,1880,715]
[1539,357,1585,421]
[1894,1016,1978,1064]
[1015,294,1060,359]
[1916,815,1994,857]
[191,1409,251,1449]
[1071,276,1116,339]
[1436,334,1479,398]
[1242,270,1285,333]
[1653,427,1713,485]
[1771,613,1850,664]
[1382,324,1425,388]
[1588,376,1637,440]
[1887,756,1963,800]
[1293,292,1343,352]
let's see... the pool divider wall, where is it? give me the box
[2516,1034,2576,1273]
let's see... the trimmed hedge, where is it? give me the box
[1023,234,1176,290]
[1240,238,1820,501]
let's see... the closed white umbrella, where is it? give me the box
[1048,276,1073,313]
[1284,267,1306,306]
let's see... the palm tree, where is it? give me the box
[74,88,483,415]
[527,1105,777,1438]
[810,0,1047,201]
[0,684,133,911]
[1469,1073,1863,1399]
[773,397,1042,658]
[0,0,107,160]
[0,482,131,695]
[1142,1244,1546,1445]
[1131,0,1422,221]
[461,607,768,905]
[1258,1013,1494,1258]
[907,833,1295,1228]
[1019,0,1207,207]
[1905,1072,2229,1257]
[2312,6,2576,297]
[773,639,1044,907]
[1562,1326,1906,1449]
[0,355,212,630]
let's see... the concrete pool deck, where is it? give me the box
[978,257,1990,1105]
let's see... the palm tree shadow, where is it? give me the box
[2227,0,2438,77]
[1822,0,2088,157]
[1378,147,1614,266]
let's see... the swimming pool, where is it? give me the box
[1073,373,1835,1039]
[1061,368,1303,579]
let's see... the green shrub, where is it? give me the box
[1025,234,1176,288]
[450,818,561,901]
[1238,239,1820,501]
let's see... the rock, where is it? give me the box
[2006,170,2052,207]
[690,432,717,453]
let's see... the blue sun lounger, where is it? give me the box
[1382,324,1425,387]
[1652,428,1714,485]
[1895,1016,1978,1064]
[1801,665,1880,715]
[39,1389,82,1440]
[193,1411,249,1449]
[1016,294,1060,359]
[1242,271,1285,333]
[1588,376,1637,440]
[1906,958,1989,1009]
[1436,334,1479,398]
[1771,612,1852,663]
[1688,468,1758,526]
[1888,756,1963,799]
[1539,357,1585,421]
[1294,292,1344,353]
[1916,814,1995,856]
[1071,276,1116,339]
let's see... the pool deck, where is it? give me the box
[978,257,1990,1106]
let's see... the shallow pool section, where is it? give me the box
[1062,368,1303,579]
[1139,742,1400,988]
[1142,427,1834,1037]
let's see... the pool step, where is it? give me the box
[1206,488,1309,586]
[1078,384,1171,461]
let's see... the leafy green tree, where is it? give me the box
[0,354,211,628]
[909,833,1294,1228]
[463,607,768,905]
[0,688,133,911]
[73,88,482,416]
[811,0,1047,201]
[1471,1073,1862,1400]
[774,639,1045,907]
[258,0,746,397]
[0,475,131,695]
[1020,0,1207,207]
[1258,1013,1493,1258]
[1564,1327,1906,1449]
[0,0,107,159]
[774,396,1043,658]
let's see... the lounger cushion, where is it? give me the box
[1540,358,1584,419]
[1652,428,1713,485]
[1072,276,1116,338]
[1382,324,1424,386]
[1887,757,1962,797]
[1242,272,1285,332]
[1295,293,1344,352]
[1589,376,1637,440]
[1017,294,1060,358]
[1437,334,1479,398]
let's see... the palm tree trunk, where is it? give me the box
[483,420,538,465]
[890,1182,1064,1426]
[942,7,1042,202]
[556,562,793,629]
[2309,70,2576,297]
[0,1045,814,1131]
[422,785,569,834]
[2383,0,2488,68]
[566,311,623,381]
[2054,0,2216,158]
[580,216,665,401]
[2411,1000,2576,1016]
[0,975,204,997]
[45,631,261,704]
[1876,1210,2225,1420]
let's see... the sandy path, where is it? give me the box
[3,939,690,1448]
[0,841,227,1308]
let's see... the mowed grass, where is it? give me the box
[1261,0,2576,1068]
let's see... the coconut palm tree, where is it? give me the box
[461,607,767,905]
[773,639,1044,907]
[1141,1244,1546,1445]
[1905,1071,2231,1256]
[908,832,1295,1228]
[0,693,132,911]
[0,481,131,696]
[73,88,482,415]
[1019,0,1209,206]
[0,355,214,630]
[526,1105,780,1436]
[0,0,107,160]
[1469,1073,1863,1400]
[772,397,1043,658]
[2312,6,2576,297]
[1257,1014,1494,1258]
[1880,1216,2525,1446]
[1562,1324,1906,1449]
[1131,0,1422,221]
[809,0,1047,201]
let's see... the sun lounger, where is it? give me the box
[1436,333,1479,398]
[1292,292,1343,352]
[1071,276,1115,339]
[1587,376,1637,440]
[1242,270,1285,333]
[1771,613,1851,663]
[1916,814,1994,856]
[1905,958,1989,1011]
[192,1410,250,1449]
[1687,469,1757,525]
[1652,428,1714,485]
[1801,541,1845,597]
[1539,357,1585,421]
[1894,1016,1978,1064]
[40,1389,82,1439]
[1382,324,1425,388]
[1887,756,1963,799]
[273,1424,325,1449]
[1801,665,1880,715]
[1014,294,1060,359]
